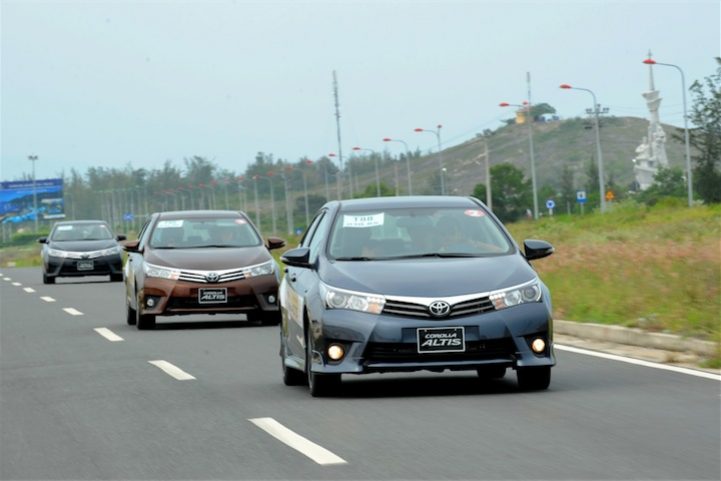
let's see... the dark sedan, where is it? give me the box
[280,196,555,396]
[122,210,285,329]
[39,220,126,284]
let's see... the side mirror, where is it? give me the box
[281,247,311,268]
[524,239,554,261]
[116,234,127,241]
[266,236,286,251]
[37,237,47,244]
[122,240,141,253]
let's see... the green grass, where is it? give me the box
[507,200,721,360]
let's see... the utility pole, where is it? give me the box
[333,71,348,198]
[527,72,539,220]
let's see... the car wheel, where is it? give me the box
[281,344,306,386]
[516,366,551,391]
[476,365,506,379]
[42,273,55,284]
[126,301,137,326]
[110,273,123,282]
[305,328,340,397]
[135,294,156,330]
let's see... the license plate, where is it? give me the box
[198,288,228,304]
[417,326,465,353]
[77,260,94,271]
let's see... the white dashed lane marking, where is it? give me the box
[63,308,83,316]
[23,287,35,293]
[3,277,11,281]
[148,360,196,381]
[11,282,21,286]
[40,296,56,302]
[94,328,124,342]
[249,417,348,466]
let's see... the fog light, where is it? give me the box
[267,294,277,304]
[327,344,345,361]
[146,298,156,308]
[531,338,546,353]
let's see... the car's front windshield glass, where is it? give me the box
[50,223,113,241]
[328,207,513,260]
[149,217,261,249]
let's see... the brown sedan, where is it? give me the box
[122,210,285,329]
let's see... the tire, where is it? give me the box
[476,365,507,379]
[516,366,551,391]
[126,301,137,326]
[135,294,156,330]
[42,273,55,284]
[305,328,340,397]
[110,273,123,282]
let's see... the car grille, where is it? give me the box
[364,338,516,364]
[177,268,247,283]
[383,296,495,319]
[166,295,257,310]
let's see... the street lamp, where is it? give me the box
[328,152,348,198]
[383,137,412,195]
[352,147,381,196]
[27,155,39,232]
[643,57,693,207]
[301,159,313,227]
[413,124,444,194]
[560,83,607,213]
[499,102,539,219]
[281,166,294,236]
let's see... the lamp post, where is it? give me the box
[383,137,412,195]
[499,102,538,219]
[352,147,381,196]
[281,166,294,236]
[251,175,261,229]
[254,173,277,234]
[27,155,39,232]
[560,84,607,213]
[301,159,312,227]
[328,152,348,198]
[643,57,693,207]
[414,124,444,194]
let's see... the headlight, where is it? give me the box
[47,248,70,258]
[319,282,385,314]
[143,262,180,280]
[96,246,122,257]
[489,280,541,310]
[243,260,275,277]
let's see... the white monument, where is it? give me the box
[633,51,669,190]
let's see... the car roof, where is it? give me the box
[329,196,481,212]
[155,210,244,220]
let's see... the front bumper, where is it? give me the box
[309,302,555,374]
[138,274,280,317]
[44,254,123,277]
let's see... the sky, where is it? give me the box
[1,0,719,181]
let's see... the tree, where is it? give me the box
[687,58,721,203]
[353,182,394,199]
[473,163,531,222]
[637,167,687,205]
[530,103,557,120]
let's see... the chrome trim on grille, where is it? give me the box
[172,260,272,284]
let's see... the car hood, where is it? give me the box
[320,254,537,298]
[49,240,118,252]
[145,247,271,270]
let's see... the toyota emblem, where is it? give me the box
[428,300,451,317]
[206,272,220,283]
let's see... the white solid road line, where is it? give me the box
[94,328,124,342]
[148,360,196,381]
[249,417,348,466]
[555,344,721,381]
[23,287,35,293]
[63,308,84,316]
[40,296,55,302]
[11,282,21,286]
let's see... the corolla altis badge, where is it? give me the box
[205,272,220,283]
[428,300,451,317]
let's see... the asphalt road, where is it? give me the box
[1,266,719,480]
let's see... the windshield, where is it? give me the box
[328,207,513,260]
[149,217,260,249]
[50,223,113,241]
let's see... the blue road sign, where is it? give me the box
[545,199,555,210]
[576,190,587,204]
[123,213,134,221]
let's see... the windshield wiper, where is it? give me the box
[380,252,480,260]
[333,256,375,261]
[186,244,238,248]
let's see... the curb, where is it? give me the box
[555,320,718,358]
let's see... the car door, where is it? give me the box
[125,217,153,308]
[282,209,331,361]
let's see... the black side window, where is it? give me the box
[300,211,326,248]
[137,219,152,249]
[307,213,331,263]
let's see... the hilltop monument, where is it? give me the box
[632,51,669,190]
